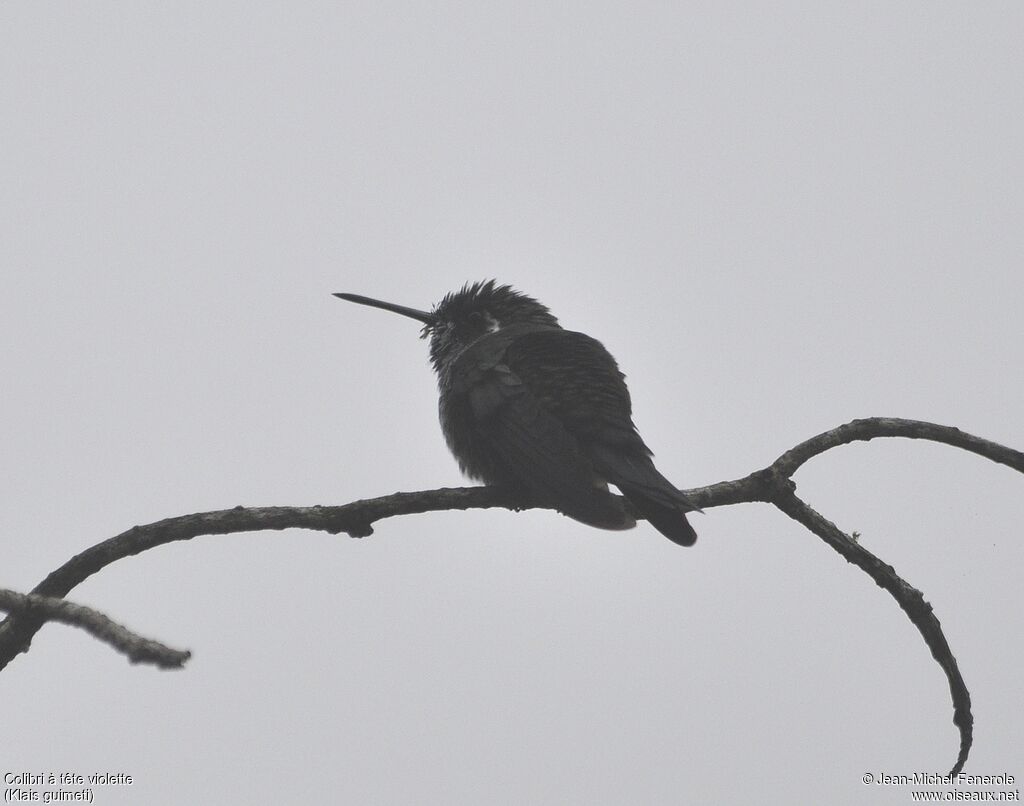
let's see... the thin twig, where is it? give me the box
[0,589,190,669]
[774,417,1024,478]
[766,489,972,776]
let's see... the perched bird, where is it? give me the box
[334,280,698,546]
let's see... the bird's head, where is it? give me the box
[334,280,559,371]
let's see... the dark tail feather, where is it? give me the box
[626,493,698,546]
[589,445,699,547]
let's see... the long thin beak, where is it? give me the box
[333,292,435,325]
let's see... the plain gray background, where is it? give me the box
[2,3,1021,804]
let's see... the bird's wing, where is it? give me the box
[503,329,700,539]
[451,327,696,539]
[466,360,602,504]
[452,329,630,526]
[500,329,647,449]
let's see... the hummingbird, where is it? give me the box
[334,280,698,546]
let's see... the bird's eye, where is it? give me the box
[466,311,484,326]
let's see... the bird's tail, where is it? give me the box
[590,445,699,546]
[619,487,698,546]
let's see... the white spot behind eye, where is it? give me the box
[484,313,501,333]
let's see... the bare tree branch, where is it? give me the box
[773,417,1024,478]
[767,490,973,777]
[1,417,1019,775]
[0,589,190,669]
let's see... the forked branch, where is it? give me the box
[2,417,1020,775]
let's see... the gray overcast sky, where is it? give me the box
[2,3,1021,805]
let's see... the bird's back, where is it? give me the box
[438,327,697,544]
